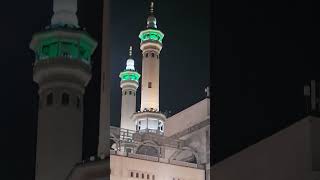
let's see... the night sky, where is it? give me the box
[1,0,319,179]
[1,0,209,179]
[213,0,320,163]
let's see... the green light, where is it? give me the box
[139,29,164,43]
[31,30,97,64]
[37,39,92,63]
[119,71,141,82]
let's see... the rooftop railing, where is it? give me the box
[110,150,204,170]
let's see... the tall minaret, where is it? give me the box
[132,2,166,135]
[139,2,164,112]
[30,0,97,179]
[120,46,141,130]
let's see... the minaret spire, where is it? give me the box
[126,46,135,71]
[129,46,133,57]
[146,1,157,29]
[150,1,154,15]
[51,0,79,27]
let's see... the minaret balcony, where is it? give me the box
[139,29,164,44]
[30,28,97,66]
[132,111,166,135]
[119,71,141,82]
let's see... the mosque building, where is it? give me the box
[30,0,319,180]
[109,3,210,180]
[30,0,210,180]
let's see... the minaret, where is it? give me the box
[139,2,164,111]
[119,46,141,131]
[30,0,97,179]
[132,2,165,135]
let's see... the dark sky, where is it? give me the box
[108,0,210,126]
[2,0,319,179]
[0,0,209,179]
[82,0,210,162]
[213,0,320,163]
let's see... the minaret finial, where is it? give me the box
[51,0,79,27]
[129,46,133,57]
[150,1,154,15]
[126,46,135,71]
[146,1,157,29]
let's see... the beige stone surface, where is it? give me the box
[165,98,210,137]
[110,155,205,180]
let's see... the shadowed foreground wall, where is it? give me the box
[212,116,320,180]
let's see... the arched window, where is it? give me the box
[124,91,127,95]
[62,93,69,105]
[146,53,149,58]
[130,172,134,177]
[147,174,150,179]
[47,93,53,106]
[151,53,155,58]
[142,173,144,179]
[148,82,152,88]
[129,91,132,95]
[136,173,139,178]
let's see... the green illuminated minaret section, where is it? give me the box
[30,27,96,64]
[119,47,141,82]
[30,0,97,179]
[119,46,140,131]
[138,2,164,45]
